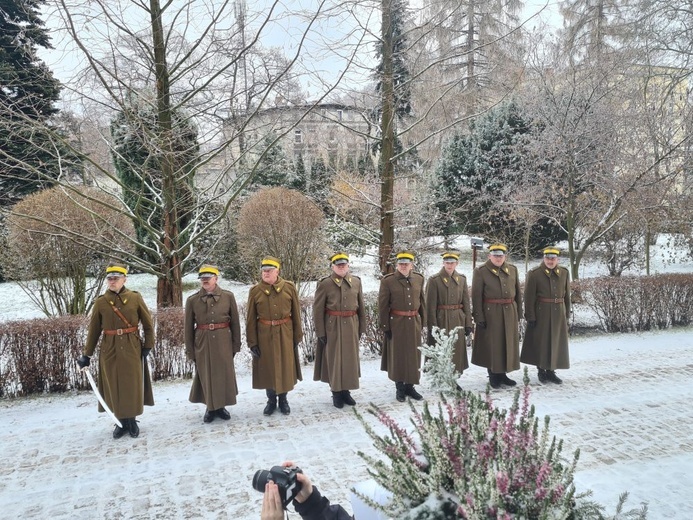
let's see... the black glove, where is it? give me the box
[527,321,537,329]
[464,326,473,336]
[141,348,151,359]
[250,346,261,359]
[77,355,90,368]
[318,336,327,348]
[384,330,392,340]
[476,322,486,330]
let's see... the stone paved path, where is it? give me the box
[1,328,692,519]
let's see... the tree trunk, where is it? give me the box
[379,0,395,275]
[150,0,183,307]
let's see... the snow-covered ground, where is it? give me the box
[1,235,693,519]
[1,328,693,519]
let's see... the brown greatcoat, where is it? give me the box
[83,287,155,418]
[246,277,303,394]
[313,272,367,391]
[378,271,426,384]
[520,262,571,370]
[471,259,522,373]
[425,268,473,372]
[185,285,242,409]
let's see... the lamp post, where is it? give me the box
[470,237,484,270]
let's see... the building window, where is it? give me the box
[295,129,303,143]
[337,109,343,121]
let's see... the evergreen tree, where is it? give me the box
[309,156,331,212]
[434,101,564,251]
[0,0,64,206]
[110,99,198,265]
[250,133,290,188]
[290,152,307,192]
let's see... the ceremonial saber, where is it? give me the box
[81,366,122,428]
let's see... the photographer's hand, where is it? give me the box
[282,461,313,503]
[261,482,284,520]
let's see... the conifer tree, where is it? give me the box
[111,99,198,265]
[0,0,64,206]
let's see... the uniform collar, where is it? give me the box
[331,273,353,287]
[200,285,222,300]
[438,267,460,285]
[260,277,285,294]
[485,259,509,275]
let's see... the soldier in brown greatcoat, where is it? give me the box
[521,247,571,384]
[77,263,154,439]
[425,251,473,374]
[378,250,427,402]
[185,265,242,423]
[471,243,522,389]
[313,252,367,409]
[246,256,303,416]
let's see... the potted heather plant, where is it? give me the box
[353,370,647,519]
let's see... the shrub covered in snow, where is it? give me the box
[577,275,693,332]
[420,326,462,396]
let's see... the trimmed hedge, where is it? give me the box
[576,274,693,332]
[7,275,689,397]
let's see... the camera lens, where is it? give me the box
[252,470,272,493]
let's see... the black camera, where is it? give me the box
[252,465,303,507]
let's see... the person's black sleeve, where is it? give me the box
[293,486,353,520]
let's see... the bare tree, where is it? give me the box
[236,187,326,294]
[515,37,690,279]
[4,186,135,315]
[1,0,365,307]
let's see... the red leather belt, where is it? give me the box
[326,310,358,317]
[538,297,564,304]
[259,317,291,326]
[437,304,464,310]
[390,310,418,317]
[103,326,138,336]
[196,322,230,331]
[484,299,513,304]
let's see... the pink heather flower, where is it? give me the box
[552,484,566,502]
[496,471,509,494]
[535,487,548,501]
[536,461,551,488]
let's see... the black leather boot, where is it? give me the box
[203,409,215,423]
[500,373,517,387]
[404,384,423,400]
[341,390,356,406]
[332,391,344,409]
[488,370,501,389]
[538,368,548,383]
[264,389,277,416]
[278,393,291,415]
[216,408,231,420]
[395,382,406,402]
[113,421,126,439]
[127,418,140,438]
[546,370,563,384]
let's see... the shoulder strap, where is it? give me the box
[110,296,134,328]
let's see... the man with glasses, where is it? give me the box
[471,244,522,389]
[77,263,155,439]
[313,252,366,408]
